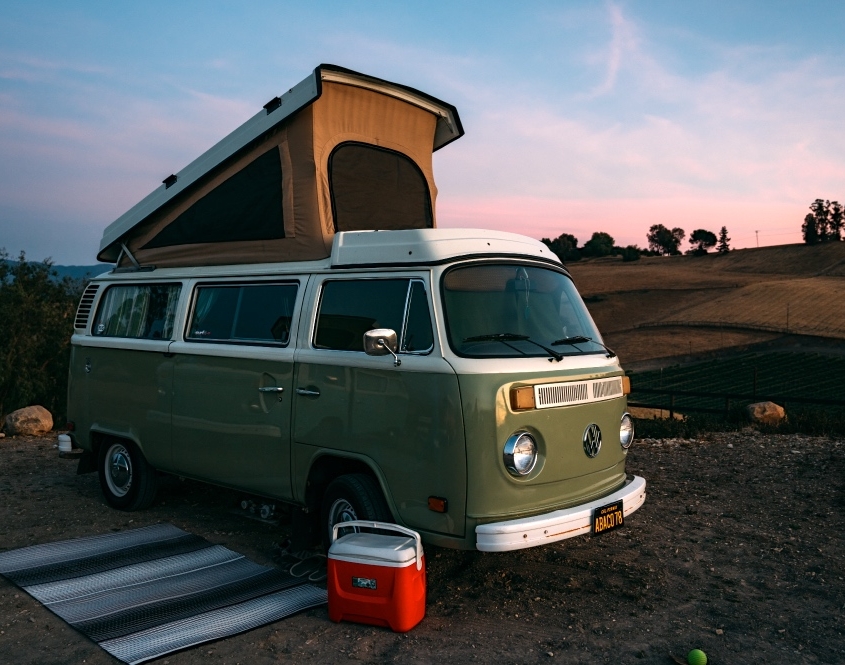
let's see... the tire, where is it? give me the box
[98,438,158,511]
[320,473,392,550]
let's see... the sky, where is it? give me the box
[1,1,844,265]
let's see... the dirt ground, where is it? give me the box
[1,430,843,665]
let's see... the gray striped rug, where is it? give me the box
[0,524,326,664]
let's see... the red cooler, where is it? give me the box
[327,521,426,632]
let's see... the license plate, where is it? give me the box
[593,500,624,535]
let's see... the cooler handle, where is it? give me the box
[331,520,424,571]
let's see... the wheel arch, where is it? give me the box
[304,452,396,521]
[90,428,144,459]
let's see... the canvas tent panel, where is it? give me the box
[115,108,328,268]
[311,81,439,238]
[329,142,432,232]
[143,147,285,249]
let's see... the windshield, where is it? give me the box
[442,263,605,358]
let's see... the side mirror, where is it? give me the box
[363,328,401,367]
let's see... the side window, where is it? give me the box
[187,283,298,346]
[315,279,433,354]
[401,281,434,353]
[93,284,181,340]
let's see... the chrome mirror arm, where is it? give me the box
[377,338,402,367]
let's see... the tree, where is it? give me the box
[540,233,580,262]
[0,249,83,420]
[828,201,843,241]
[581,232,615,258]
[802,212,819,245]
[716,226,731,253]
[686,229,717,256]
[810,199,830,242]
[646,224,685,256]
[619,245,641,262]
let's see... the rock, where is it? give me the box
[746,401,786,426]
[4,406,53,436]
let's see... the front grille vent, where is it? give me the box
[74,283,100,331]
[592,378,622,399]
[534,377,624,409]
[537,382,588,407]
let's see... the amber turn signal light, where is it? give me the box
[622,376,631,395]
[428,496,448,513]
[510,385,536,411]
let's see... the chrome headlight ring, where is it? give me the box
[503,431,538,477]
[620,412,635,449]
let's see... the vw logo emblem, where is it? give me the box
[583,424,602,458]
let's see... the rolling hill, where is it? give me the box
[568,242,845,366]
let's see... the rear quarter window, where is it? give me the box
[92,283,182,340]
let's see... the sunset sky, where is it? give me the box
[2,1,843,264]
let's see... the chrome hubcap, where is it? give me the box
[328,498,359,540]
[106,444,132,497]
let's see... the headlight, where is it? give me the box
[620,413,634,448]
[504,431,538,476]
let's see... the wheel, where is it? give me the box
[98,438,158,511]
[320,473,391,549]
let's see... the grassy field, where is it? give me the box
[569,242,845,364]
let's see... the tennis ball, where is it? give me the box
[687,649,707,665]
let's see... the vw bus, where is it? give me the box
[66,65,645,551]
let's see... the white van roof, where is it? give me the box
[330,229,560,268]
[93,229,561,280]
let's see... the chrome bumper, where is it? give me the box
[475,475,646,552]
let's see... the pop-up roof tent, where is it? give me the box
[98,64,464,268]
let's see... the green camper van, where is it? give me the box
[66,65,645,551]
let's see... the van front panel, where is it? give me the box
[457,368,628,522]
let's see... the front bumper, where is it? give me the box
[475,475,646,552]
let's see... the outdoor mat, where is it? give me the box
[0,523,327,664]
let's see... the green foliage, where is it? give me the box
[619,245,641,261]
[0,249,84,422]
[540,233,580,262]
[686,229,717,255]
[646,224,685,255]
[581,231,615,258]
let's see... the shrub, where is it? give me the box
[0,249,84,423]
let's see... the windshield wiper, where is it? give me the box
[463,333,564,362]
[551,335,616,358]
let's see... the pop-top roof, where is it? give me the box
[97,64,464,268]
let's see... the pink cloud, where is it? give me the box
[436,196,806,250]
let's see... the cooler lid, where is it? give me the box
[329,533,418,565]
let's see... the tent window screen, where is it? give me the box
[329,142,432,232]
[143,148,285,249]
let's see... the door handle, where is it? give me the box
[295,387,321,397]
[258,386,284,402]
